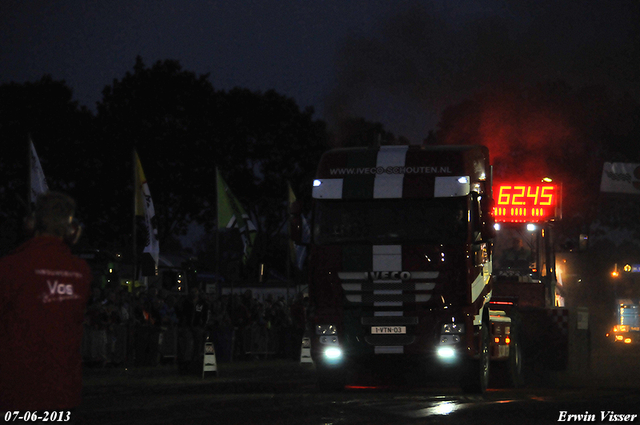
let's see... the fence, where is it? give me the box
[241,324,277,358]
[82,323,177,366]
[82,322,302,366]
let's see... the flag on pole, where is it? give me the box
[135,151,160,267]
[29,139,49,204]
[288,183,309,270]
[217,168,256,264]
[600,162,640,194]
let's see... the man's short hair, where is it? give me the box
[34,192,76,237]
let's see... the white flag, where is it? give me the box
[600,162,640,195]
[135,151,160,266]
[29,139,49,204]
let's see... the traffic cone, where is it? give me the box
[203,339,218,378]
[300,333,313,364]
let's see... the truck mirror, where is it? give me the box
[289,200,302,244]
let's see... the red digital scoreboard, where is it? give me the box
[493,183,561,223]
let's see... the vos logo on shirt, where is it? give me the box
[47,280,74,295]
[35,269,82,303]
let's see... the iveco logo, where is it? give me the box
[366,271,411,281]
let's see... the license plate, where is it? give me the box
[371,326,406,334]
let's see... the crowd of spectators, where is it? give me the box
[82,285,309,370]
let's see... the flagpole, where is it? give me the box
[132,148,138,288]
[215,167,219,286]
[27,135,32,215]
[216,226,221,291]
[216,167,235,344]
[286,183,291,303]
[216,168,257,318]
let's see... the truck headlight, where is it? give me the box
[323,346,343,364]
[437,347,456,359]
[324,347,342,359]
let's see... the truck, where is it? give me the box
[608,300,640,344]
[290,144,569,393]
[490,181,569,377]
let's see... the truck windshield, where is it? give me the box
[313,198,468,245]
[621,305,639,327]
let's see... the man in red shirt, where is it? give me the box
[0,192,91,413]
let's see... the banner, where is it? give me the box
[135,151,159,267]
[216,168,256,264]
[29,139,49,204]
[600,162,640,194]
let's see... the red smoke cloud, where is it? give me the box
[478,102,573,181]
[436,84,608,230]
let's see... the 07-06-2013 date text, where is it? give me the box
[3,411,72,422]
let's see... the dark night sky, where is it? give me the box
[1,1,638,143]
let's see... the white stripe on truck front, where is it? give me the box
[373,244,404,353]
[373,245,402,272]
[373,145,408,198]
[434,176,471,197]
[312,178,343,199]
[373,245,402,307]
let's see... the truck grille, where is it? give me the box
[338,271,438,306]
[339,271,438,350]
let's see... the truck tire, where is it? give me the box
[461,320,490,394]
[491,310,524,388]
[507,331,524,387]
[316,363,346,392]
[506,311,525,387]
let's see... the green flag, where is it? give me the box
[216,168,256,264]
[288,182,297,265]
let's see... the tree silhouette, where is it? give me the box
[1,58,411,278]
[96,57,329,274]
[0,76,94,255]
[329,117,398,148]
[212,87,327,273]
[95,56,219,251]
